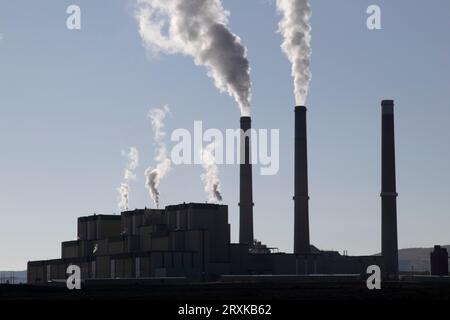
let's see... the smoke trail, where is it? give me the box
[200,142,223,203]
[145,105,172,208]
[276,0,312,105]
[135,0,252,116]
[117,147,139,211]
[117,183,129,211]
[124,147,139,180]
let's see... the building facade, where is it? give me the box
[28,203,382,284]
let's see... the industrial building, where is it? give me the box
[430,246,449,276]
[28,101,397,284]
[28,203,382,283]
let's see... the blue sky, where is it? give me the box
[1,0,450,270]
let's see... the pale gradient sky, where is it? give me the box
[1,0,450,270]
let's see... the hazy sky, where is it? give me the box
[1,0,450,270]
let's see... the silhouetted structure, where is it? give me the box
[28,99,403,284]
[29,204,230,283]
[381,100,399,279]
[430,245,449,276]
[239,116,254,245]
[294,106,310,254]
[28,202,381,283]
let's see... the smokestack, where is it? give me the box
[239,116,254,245]
[294,106,310,254]
[381,100,399,279]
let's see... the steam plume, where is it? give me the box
[145,105,172,208]
[135,0,252,116]
[200,142,223,203]
[117,147,139,211]
[276,0,312,105]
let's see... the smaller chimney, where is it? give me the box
[294,106,310,255]
[239,116,254,245]
[381,99,399,279]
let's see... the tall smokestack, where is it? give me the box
[294,106,310,254]
[381,100,399,279]
[239,116,254,245]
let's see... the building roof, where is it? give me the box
[166,202,227,211]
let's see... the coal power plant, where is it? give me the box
[28,100,401,284]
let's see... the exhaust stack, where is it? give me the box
[294,106,310,254]
[239,116,254,245]
[381,100,399,279]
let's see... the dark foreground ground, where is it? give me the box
[3,282,449,318]
[2,281,450,300]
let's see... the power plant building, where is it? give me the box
[28,203,381,283]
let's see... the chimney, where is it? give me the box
[239,116,254,245]
[381,100,399,279]
[294,106,310,254]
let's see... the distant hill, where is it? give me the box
[0,270,27,284]
[379,245,450,272]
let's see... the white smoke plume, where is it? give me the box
[135,0,252,116]
[276,0,312,106]
[117,183,130,211]
[200,142,223,203]
[117,147,139,211]
[145,105,172,208]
